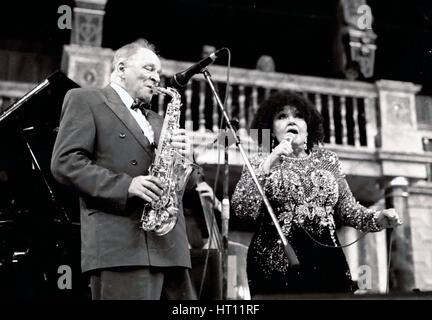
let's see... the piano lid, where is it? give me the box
[0,70,80,126]
[0,71,80,223]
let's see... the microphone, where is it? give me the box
[285,133,294,145]
[170,48,224,88]
[280,134,294,162]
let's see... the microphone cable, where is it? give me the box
[300,225,369,249]
[198,47,231,299]
[276,146,397,291]
[277,162,372,250]
[300,217,396,294]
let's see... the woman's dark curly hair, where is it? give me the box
[250,90,324,152]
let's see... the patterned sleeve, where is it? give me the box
[332,151,384,232]
[232,154,268,220]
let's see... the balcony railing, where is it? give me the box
[0,81,35,114]
[1,59,430,175]
[157,59,379,154]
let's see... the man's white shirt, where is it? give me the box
[110,82,155,145]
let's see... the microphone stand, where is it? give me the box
[221,120,230,299]
[201,69,300,299]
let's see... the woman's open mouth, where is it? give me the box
[286,127,299,135]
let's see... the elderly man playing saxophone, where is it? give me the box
[51,39,196,300]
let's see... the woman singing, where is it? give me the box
[232,90,402,296]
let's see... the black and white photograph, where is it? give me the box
[0,0,432,311]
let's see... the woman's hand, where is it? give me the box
[375,208,403,229]
[262,139,293,173]
[272,139,294,158]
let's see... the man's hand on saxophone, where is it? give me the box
[128,176,163,203]
[128,128,192,203]
[170,128,193,160]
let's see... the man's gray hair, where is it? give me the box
[111,38,156,71]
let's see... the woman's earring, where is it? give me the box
[304,138,308,151]
[272,136,276,150]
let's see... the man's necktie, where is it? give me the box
[131,99,149,116]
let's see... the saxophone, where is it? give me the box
[140,86,197,236]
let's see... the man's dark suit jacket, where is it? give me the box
[51,86,191,273]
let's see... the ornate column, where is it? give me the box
[71,0,106,47]
[376,80,427,178]
[408,180,432,291]
[61,0,113,88]
[61,45,113,88]
[334,0,377,80]
[385,177,416,292]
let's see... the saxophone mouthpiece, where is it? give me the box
[152,86,169,96]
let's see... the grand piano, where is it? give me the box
[0,71,89,299]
